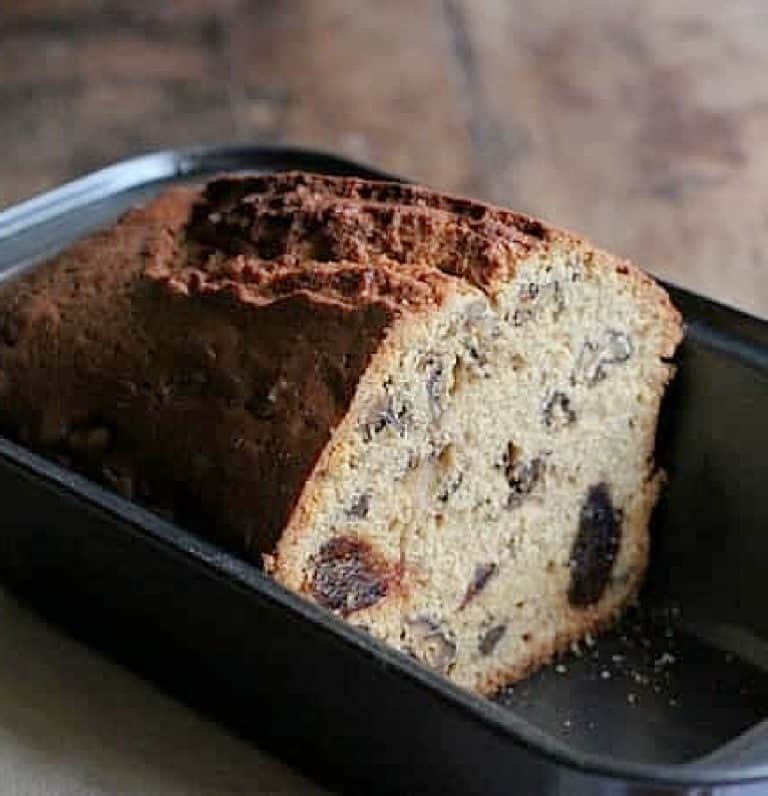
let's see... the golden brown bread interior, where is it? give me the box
[0,172,682,693]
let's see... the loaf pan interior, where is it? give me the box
[0,146,766,787]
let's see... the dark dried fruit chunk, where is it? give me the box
[479,624,507,656]
[500,443,544,507]
[543,391,576,430]
[460,562,498,609]
[568,483,623,607]
[311,536,395,616]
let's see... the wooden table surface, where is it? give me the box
[2,0,767,317]
[0,2,766,793]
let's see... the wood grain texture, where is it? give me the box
[0,0,766,316]
[450,0,768,316]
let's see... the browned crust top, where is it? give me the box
[162,171,560,305]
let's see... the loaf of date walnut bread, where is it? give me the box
[0,172,682,694]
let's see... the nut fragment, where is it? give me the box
[437,471,464,503]
[479,624,507,656]
[543,391,576,430]
[573,329,633,386]
[405,616,458,674]
[358,393,410,442]
[460,562,498,609]
[425,356,446,418]
[512,280,564,326]
[345,493,371,519]
[459,337,490,379]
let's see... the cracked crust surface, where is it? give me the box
[0,172,682,694]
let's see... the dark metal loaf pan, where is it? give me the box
[0,146,766,795]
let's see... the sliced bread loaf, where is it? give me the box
[0,173,682,693]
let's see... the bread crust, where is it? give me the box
[0,172,682,694]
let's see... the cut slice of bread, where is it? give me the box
[0,173,682,694]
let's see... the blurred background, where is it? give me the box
[0,2,766,793]
[2,0,767,318]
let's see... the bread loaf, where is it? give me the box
[0,173,682,693]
